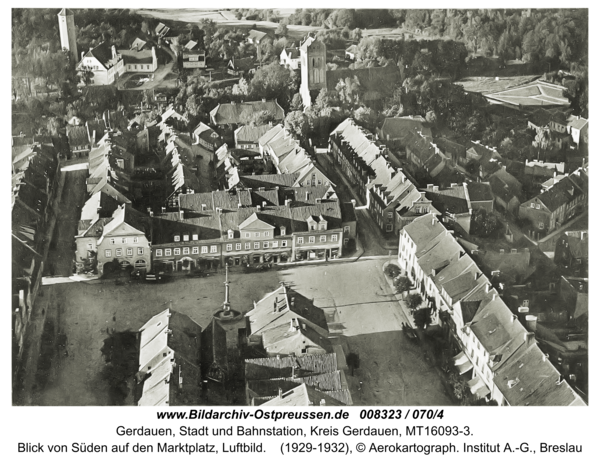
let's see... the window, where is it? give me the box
[226,244,232,251]
[183,235,189,241]
[127,248,133,257]
[530,203,535,208]
[255,232,260,237]
[539,222,545,229]
[245,232,250,238]
[320,235,326,242]
[210,245,217,253]
[105,250,112,257]
[138,248,144,255]
[331,234,338,241]
[156,249,163,257]
[173,248,180,256]
[183,247,190,255]
[263,241,269,248]
[116,249,123,257]
[228,231,234,239]
[282,240,288,247]
[386,224,393,232]
[264,231,269,237]
[297,237,304,244]
[344,226,350,233]
[192,247,199,254]
[201,246,208,254]
[309,236,315,243]
[344,238,349,245]
[244,242,251,250]
[110,239,115,245]
[133,237,139,243]
[192,234,198,240]
[235,243,241,250]
[254,242,260,249]
[272,241,278,248]
[165,249,172,256]
[535,204,540,210]
[122,238,127,244]
[387,212,393,219]
[174,235,180,242]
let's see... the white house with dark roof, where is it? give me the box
[118,45,158,74]
[77,42,124,86]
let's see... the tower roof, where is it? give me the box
[58,8,74,16]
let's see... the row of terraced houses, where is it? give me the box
[398,213,585,406]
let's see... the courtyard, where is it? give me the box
[23,257,451,407]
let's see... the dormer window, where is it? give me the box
[192,234,198,240]
[280,226,286,236]
[174,235,180,242]
[183,235,189,241]
[228,230,234,239]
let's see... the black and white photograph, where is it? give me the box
[11,5,590,410]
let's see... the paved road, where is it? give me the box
[45,170,88,277]
[26,257,449,406]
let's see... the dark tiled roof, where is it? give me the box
[119,48,154,65]
[237,173,300,189]
[202,318,227,368]
[67,126,89,148]
[380,116,431,141]
[245,353,338,380]
[466,182,494,202]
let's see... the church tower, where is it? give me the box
[299,37,327,108]
[57,8,78,63]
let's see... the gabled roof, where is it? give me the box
[211,101,284,126]
[494,343,585,406]
[466,182,494,202]
[81,42,120,70]
[130,37,148,51]
[248,30,268,41]
[202,318,227,368]
[245,353,338,380]
[235,124,272,143]
[66,126,89,148]
[260,383,345,406]
[379,116,432,142]
[403,213,447,250]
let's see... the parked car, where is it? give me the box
[243,263,272,273]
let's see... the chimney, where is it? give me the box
[525,315,537,332]
[290,297,295,308]
[431,217,435,226]
[162,207,166,213]
[262,201,267,208]
[320,399,326,406]
[492,293,497,300]
[257,205,261,211]
[179,210,184,220]
[81,51,85,61]
[350,199,356,208]
[149,209,154,217]
[278,388,283,398]
[305,191,309,201]
[316,198,322,204]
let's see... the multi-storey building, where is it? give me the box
[519,167,588,239]
[397,214,585,406]
[150,186,355,271]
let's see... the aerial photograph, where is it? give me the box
[11,8,588,407]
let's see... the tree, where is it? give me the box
[249,62,299,109]
[289,93,304,112]
[470,209,502,238]
[275,23,288,37]
[425,110,437,125]
[406,293,423,311]
[232,77,249,97]
[394,276,411,294]
[413,306,432,329]
[384,263,402,278]
[284,110,309,140]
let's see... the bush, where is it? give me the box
[413,306,432,329]
[384,263,401,278]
